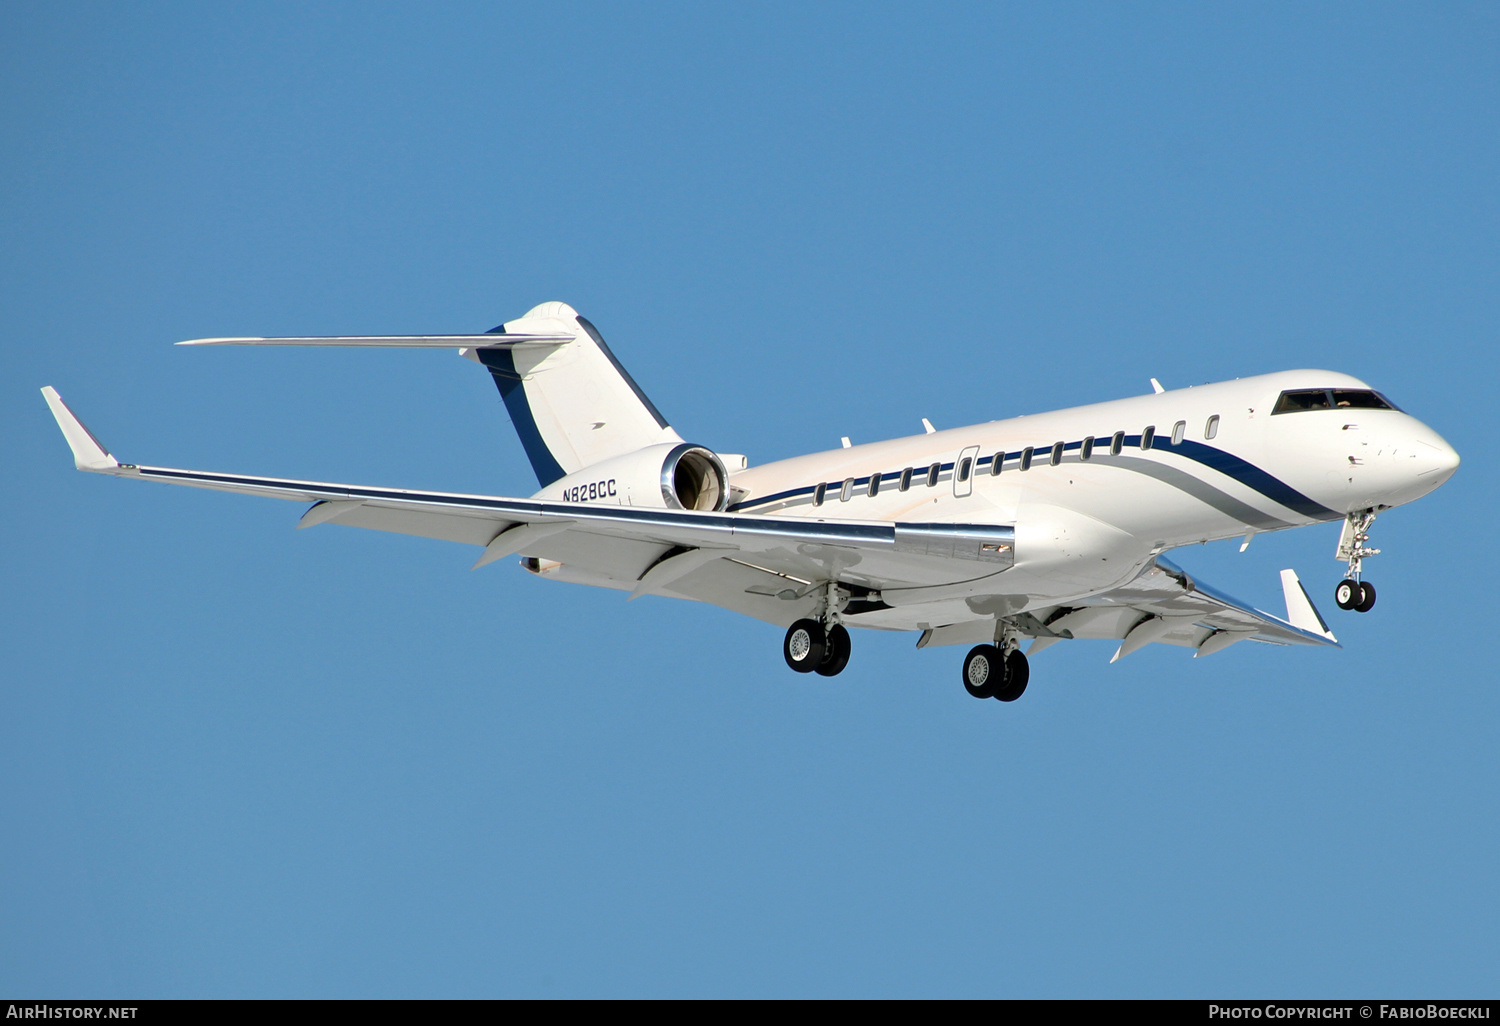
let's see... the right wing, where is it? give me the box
[916,555,1339,657]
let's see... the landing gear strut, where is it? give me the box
[962,622,1030,702]
[782,583,854,676]
[1335,509,1380,613]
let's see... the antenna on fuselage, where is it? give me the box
[1150,378,1165,394]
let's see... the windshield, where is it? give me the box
[1273,388,1400,414]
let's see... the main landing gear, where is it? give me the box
[962,622,1029,702]
[783,619,851,676]
[962,646,1029,702]
[1335,509,1380,613]
[782,583,853,677]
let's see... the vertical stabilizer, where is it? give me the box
[472,303,682,486]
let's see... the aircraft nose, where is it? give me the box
[1410,432,1460,488]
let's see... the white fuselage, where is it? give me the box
[718,369,1457,625]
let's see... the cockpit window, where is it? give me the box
[1274,388,1399,414]
[1332,389,1399,411]
[1273,389,1332,413]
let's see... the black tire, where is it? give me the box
[783,618,826,672]
[1335,578,1361,610]
[994,650,1030,702]
[962,645,1001,699]
[1356,580,1377,613]
[815,624,852,676]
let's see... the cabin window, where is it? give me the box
[1111,431,1125,456]
[990,451,1004,475]
[900,467,913,491]
[1205,415,1219,440]
[926,463,941,487]
[1020,446,1034,471]
[812,483,826,506]
[840,478,854,502]
[1080,436,1094,461]
[867,473,880,498]
[1050,441,1064,466]
[1140,425,1155,450]
[1171,420,1186,445]
[957,457,972,482]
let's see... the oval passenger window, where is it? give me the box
[1081,436,1094,461]
[991,451,1004,475]
[1205,415,1219,440]
[958,457,971,482]
[1141,426,1155,450]
[900,467,913,491]
[1171,420,1186,445]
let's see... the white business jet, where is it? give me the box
[42,302,1459,702]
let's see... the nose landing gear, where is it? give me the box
[1335,509,1380,613]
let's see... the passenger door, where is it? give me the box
[953,445,980,498]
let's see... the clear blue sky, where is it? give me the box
[3,2,1496,998]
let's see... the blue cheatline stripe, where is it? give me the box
[1166,438,1337,521]
[476,344,567,488]
[724,436,1338,521]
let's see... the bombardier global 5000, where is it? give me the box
[43,302,1459,702]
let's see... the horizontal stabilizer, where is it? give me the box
[40,387,119,471]
[176,334,574,348]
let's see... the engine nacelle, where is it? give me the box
[533,442,730,511]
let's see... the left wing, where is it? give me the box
[42,388,1013,625]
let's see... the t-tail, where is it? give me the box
[175,301,684,487]
[466,302,682,485]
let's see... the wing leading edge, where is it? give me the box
[41,388,1014,623]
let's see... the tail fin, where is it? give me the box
[471,302,681,486]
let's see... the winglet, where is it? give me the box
[40,387,120,471]
[1279,569,1336,642]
